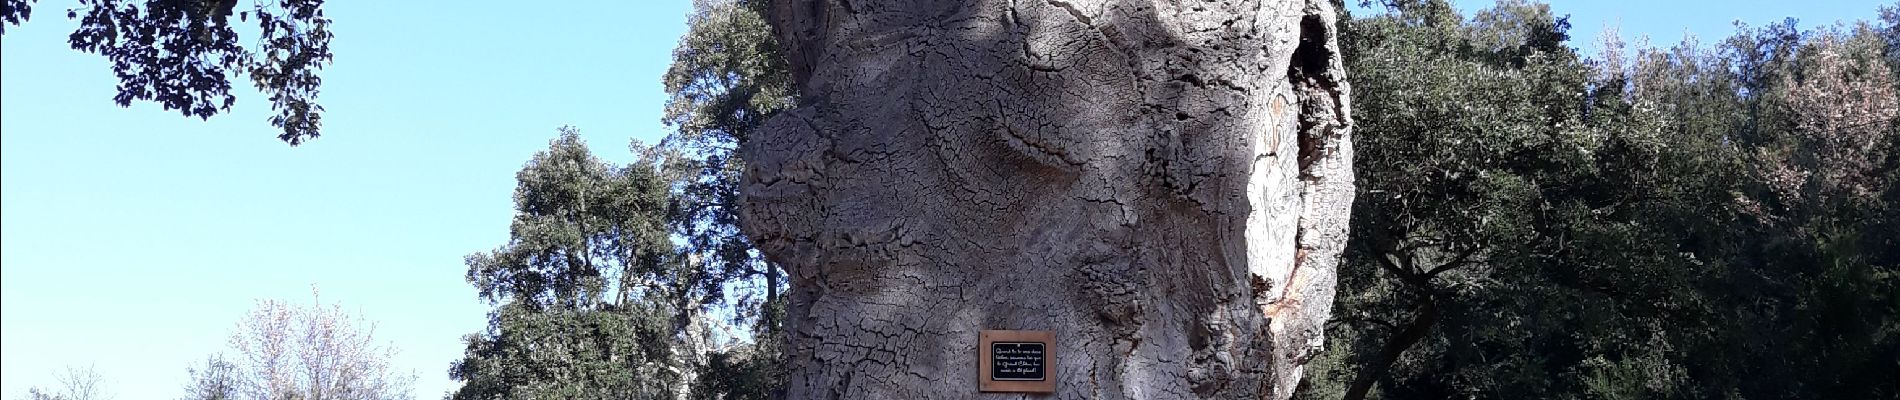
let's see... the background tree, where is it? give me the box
[659,0,793,398]
[1300,1,1900,399]
[1308,2,1622,398]
[448,2,802,394]
[1703,19,1900,399]
[660,0,793,332]
[21,365,111,400]
[0,0,333,144]
[179,356,240,400]
[448,128,688,400]
[226,290,414,400]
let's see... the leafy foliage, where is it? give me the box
[660,0,793,328]
[4,0,332,144]
[448,2,800,394]
[449,302,679,400]
[1301,1,1900,399]
[658,1,794,397]
[463,128,678,311]
[449,128,691,400]
[686,339,783,400]
[2,0,31,33]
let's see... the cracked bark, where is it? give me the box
[742,1,1353,398]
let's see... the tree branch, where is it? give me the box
[1343,299,1441,400]
[1424,245,1483,277]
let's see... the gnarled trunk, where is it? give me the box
[741,0,1353,398]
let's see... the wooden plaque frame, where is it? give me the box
[979,330,1056,393]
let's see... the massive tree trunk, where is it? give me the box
[740,0,1353,398]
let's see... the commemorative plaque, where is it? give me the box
[978,330,1056,393]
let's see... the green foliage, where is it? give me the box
[450,128,686,400]
[660,0,793,328]
[449,303,679,400]
[1322,2,1613,396]
[3,0,333,144]
[658,1,793,397]
[687,339,783,400]
[450,1,800,393]
[664,0,793,147]
[464,127,678,311]
[1306,1,1900,399]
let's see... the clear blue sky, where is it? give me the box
[0,0,1888,399]
[2,1,692,398]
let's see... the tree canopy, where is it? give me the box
[446,1,795,398]
[1299,1,1900,399]
[449,128,686,400]
[2,0,333,144]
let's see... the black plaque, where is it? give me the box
[990,342,1047,381]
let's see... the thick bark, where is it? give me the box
[740,0,1353,398]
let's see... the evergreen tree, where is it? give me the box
[1303,2,1900,399]
[659,1,793,398]
[449,128,687,400]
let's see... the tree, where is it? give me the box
[659,1,793,397]
[661,0,793,340]
[226,289,414,400]
[685,339,781,400]
[739,0,1356,398]
[1757,24,1898,208]
[1307,2,1630,398]
[1300,2,1900,399]
[448,127,688,400]
[1701,20,1900,399]
[1,0,333,144]
[179,356,241,400]
[429,5,800,399]
[21,365,111,400]
[1304,1,1739,397]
